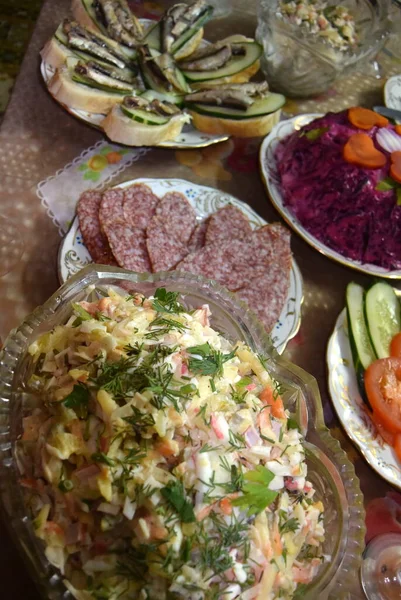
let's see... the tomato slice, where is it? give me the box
[364,357,401,433]
[390,332,401,359]
[371,412,395,446]
[394,434,401,463]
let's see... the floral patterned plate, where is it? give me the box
[58,177,303,354]
[260,114,401,279]
[327,308,401,490]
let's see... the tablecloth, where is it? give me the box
[1,1,401,598]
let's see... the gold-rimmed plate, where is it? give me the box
[259,114,401,279]
[327,308,401,489]
[58,177,303,354]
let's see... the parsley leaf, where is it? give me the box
[161,480,195,523]
[300,126,329,141]
[376,177,399,191]
[287,417,299,430]
[152,288,185,314]
[63,383,90,419]
[231,465,278,516]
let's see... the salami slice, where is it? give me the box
[146,217,188,272]
[123,183,160,230]
[205,205,252,246]
[235,263,290,333]
[155,192,196,244]
[177,222,292,331]
[76,190,117,265]
[99,188,124,229]
[188,219,208,253]
[146,192,197,271]
[105,222,152,272]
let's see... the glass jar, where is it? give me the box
[256,0,392,98]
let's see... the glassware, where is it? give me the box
[361,533,401,600]
[208,0,232,19]
[256,0,392,98]
[0,265,365,599]
[0,215,24,276]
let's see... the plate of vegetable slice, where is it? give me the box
[327,281,401,489]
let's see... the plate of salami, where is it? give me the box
[58,178,303,353]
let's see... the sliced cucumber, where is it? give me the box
[365,282,401,359]
[186,93,285,120]
[139,64,185,105]
[144,6,213,55]
[144,22,161,51]
[182,41,262,82]
[346,282,377,370]
[72,72,131,94]
[54,24,68,46]
[121,105,169,125]
[81,0,108,34]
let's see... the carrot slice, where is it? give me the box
[343,133,386,169]
[390,151,401,184]
[395,125,401,136]
[348,107,389,130]
[259,386,286,419]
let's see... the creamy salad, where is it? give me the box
[19,287,325,600]
[278,0,358,50]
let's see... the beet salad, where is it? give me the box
[275,107,401,270]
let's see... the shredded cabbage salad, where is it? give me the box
[19,287,325,600]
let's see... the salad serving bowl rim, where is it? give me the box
[0,265,365,599]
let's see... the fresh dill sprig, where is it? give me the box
[187,343,235,379]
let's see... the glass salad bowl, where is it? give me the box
[256,0,391,97]
[0,265,365,599]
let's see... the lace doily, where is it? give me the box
[37,140,149,235]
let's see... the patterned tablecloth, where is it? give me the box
[1,1,401,598]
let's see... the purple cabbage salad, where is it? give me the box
[274,110,401,270]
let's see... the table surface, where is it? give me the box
[1,0,401,598]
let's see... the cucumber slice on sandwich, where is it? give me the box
[120,96,181,126]
[185,83,285,118]
[102,95,189,146]
[145,0,213,56]
[180,41,262,83]
[71,0,108,34]
[138,46,190,105]
[71,0,141,59]
[186,93,285,120]
[67,58,134,94]
[185,82,285,137]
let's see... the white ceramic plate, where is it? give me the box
[58,177,303,354]
[384,74,401,113]
[260,114,401,279]
[327,308,401,490]
[40,19,228,150]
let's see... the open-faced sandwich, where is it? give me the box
[102,94,190,146]
[185,83,285,137]
[42,0,285,145]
